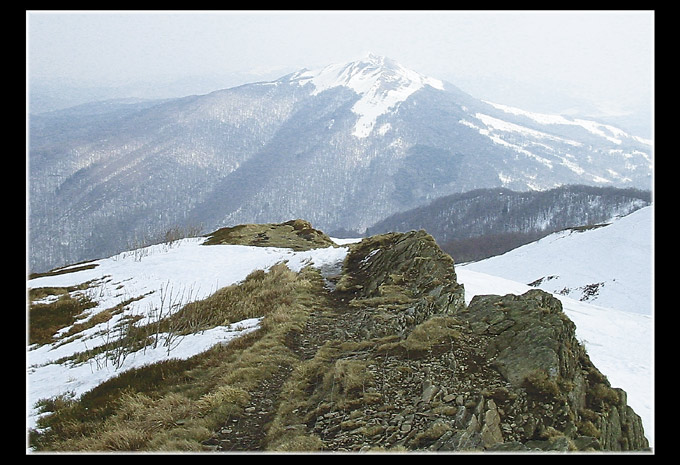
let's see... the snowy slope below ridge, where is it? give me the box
[27,238,353,431]
[457,205,655,446]
[460,205,654,315]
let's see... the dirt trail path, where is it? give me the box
[205,268,356,451]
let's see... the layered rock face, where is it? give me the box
[462,292,648,451]
[271,230,649,452]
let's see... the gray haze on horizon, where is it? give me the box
[27,10,654,136]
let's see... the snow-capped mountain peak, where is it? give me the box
[29,55,653,274]
[291,53,444,137]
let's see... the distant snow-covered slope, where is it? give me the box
[460,205,654,315]
[484,101,652,147]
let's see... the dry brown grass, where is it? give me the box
[29,264,322,452]
[376,315,463,358]
[28,290,97,345]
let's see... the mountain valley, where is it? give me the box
[28,54,652,273]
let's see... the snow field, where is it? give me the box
[27,238,351,431]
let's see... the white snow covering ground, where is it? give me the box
[27,211,654,448]
[26,238,352,434]
[293,53,444,138]
[461,205,654,315]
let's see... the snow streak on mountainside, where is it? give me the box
[290,53,445,137]
[457,104,651,189]
[28,54,653,273]
[461,205,653,315]
[485,101,653,146]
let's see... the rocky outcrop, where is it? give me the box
[202,219,336,250]
[333,230,466,339]
[460,291,649,451]
[191,224,649,452]
[262,229,649,452]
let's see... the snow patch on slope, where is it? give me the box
[458,205,654,445]
[461,205,653,315]
[27,238,351,431]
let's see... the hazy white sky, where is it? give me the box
[27,10,654,118]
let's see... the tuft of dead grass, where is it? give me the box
[28,290,97,345]
[376,315,463,358]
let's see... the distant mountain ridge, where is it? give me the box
[365,185,651,262]
[28,54,652,273]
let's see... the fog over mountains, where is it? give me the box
[28,54,653,273]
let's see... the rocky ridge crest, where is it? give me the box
[205,223,649,452]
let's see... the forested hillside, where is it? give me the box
[366,185,651,263]
[29,56,651,274]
